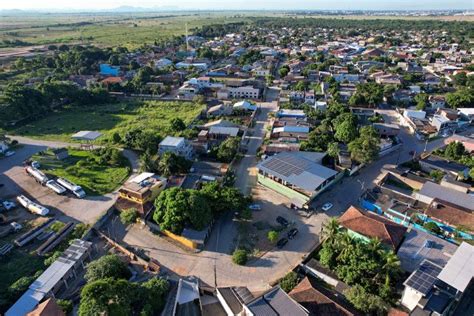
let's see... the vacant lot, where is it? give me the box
[31,149,130,195]
[12,101,205,143]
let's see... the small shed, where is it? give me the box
[71,131,102,150]
[51,148,69,160]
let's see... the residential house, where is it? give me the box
[226,86,261,100]
[401,243,474,315]
[458,108,474,124]
[216,287,254,315]
[373,123,400,137]
[289,277,359,316]
[159,136,194,160]
[429,95,446,109]
[419,155,470,179]
[208,126,239,141]
[26,298,65,316]
[423,198,474,236]
[338,206,407,250]
[257,152,339,207]
[430,114,456,132]
[244,286,309,316]
[445,135,474,154]
[397,228,458,273]
[233,100,257,111]
[276,109,306,119]
[415,181,474,212]
[207,104,233,117]
[115,172,167,216]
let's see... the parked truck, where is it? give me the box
[46,180,66,195]
[57,177,86,198]
[25,166,48,185]
[16,195,49,216]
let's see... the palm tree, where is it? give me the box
[336,232,355,262]
[367,237,383,259]
[375,250,401,284]
[321,217,339,245]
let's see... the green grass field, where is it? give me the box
[0,12,253,49]
[12,100,205,142]
[32,149,130,195]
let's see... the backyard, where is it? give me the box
[11,101,205,143]
[31,148,130,195]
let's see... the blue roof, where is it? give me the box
[257,152,337,192]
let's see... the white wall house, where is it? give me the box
[158,136,194,160]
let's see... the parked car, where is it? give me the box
[249,204,261,211]
[2,200,16,210]
[288,228,299,239]
[276,216,289,227]
[31,161,41,169]
[277,237,288,248]
[322,203,333,211]
[4,151,15,157]
[10,222,22,232]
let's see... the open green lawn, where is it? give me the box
[12,100,205,143]
[32,149,130,195]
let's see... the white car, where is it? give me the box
[10,222,23,232]
[4,151,15,157]
[322,203,333,211]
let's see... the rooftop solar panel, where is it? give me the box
[405,260,443,296]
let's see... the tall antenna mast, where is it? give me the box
[185,23,189,51]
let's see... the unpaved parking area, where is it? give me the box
[1,145,117,225]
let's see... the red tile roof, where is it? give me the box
[27,298,65,316]
[339,206,407,249]
[289,277,359,316]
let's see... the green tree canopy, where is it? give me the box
[84,255,131,283]
[334,113,358,143]
[153,187,212,234]
[348,126,380,164]
[217,137,240,163]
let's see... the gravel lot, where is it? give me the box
[1,144,119,225]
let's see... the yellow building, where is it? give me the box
[116,172,167,216]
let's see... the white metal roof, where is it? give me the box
[130,172,155,184]
[160,136,185,147]
[71,130,102,141]
[438,242,474,293]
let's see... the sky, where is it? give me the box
[0,0,472,11]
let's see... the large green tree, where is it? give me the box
[348,126,380,164]
[217,137,240,163]
[153,187,212,234]
[334,113,358,143]
[84,255,131,283]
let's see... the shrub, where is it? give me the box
[57,299,73,315]
[279,271,298,292]
[84,255,131,283]
[120,208,139,225]
[424,221,442,235]
[232,249,248,265]
[267,230,279,243]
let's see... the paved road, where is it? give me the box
[314,110,474,217]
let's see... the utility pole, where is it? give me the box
[185,23,189,52]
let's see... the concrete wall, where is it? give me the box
[257,174,310,203]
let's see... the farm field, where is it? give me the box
[0,12,253,49]
[11,101,205,143]
[31,149,130,195]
